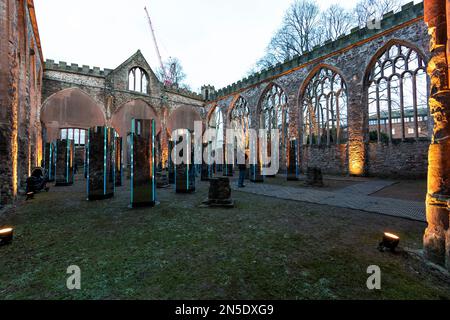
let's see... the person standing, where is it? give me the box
[238,155,247,188]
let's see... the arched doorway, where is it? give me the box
[40,88,106,171]
[167,105,202,134]
[111,99,161,167]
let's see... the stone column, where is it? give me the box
[423,0,450,270]
[347,74,365,176]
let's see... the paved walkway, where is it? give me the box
[231,179,426,222]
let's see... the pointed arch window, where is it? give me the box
[260,84,290,143]
[128,67,149,94]
[230,97,251,150]
[367,43,428,142]
[259,84,290,170]
[301,68,348,146]
[208,106,225,151]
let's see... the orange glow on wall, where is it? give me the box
[11,124,18,197]
[37,137,42,167]
[349,160,364,176]
[349,142,364,176]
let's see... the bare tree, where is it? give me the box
[255,0,322,69]
[320,4,353,41]
[354,0,404,27]
[250,0,406,74]
[283,0,322,54]
[157,57,188,89]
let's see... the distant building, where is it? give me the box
[368,108,430,140]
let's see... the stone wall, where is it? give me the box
[205,2,430,179]
[0,0,43,205]
[367,140,429,178]
[301,145,348,176]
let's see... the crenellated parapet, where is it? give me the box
[44,59,113,77]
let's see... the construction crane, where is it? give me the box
[144,6,172,86]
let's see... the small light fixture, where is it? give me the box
[26,192,34,200]
[0,227,14,245]
[378,232,400,252]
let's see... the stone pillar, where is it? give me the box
[423,0,450,270]
[347,75,365,176]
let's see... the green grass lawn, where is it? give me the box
[0,175,449,300]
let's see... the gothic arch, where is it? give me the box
[228,95,251,152]
[364,40,429,142]
[167,105,202,134]
[363,39,428,85]
[227,95,251,125]
[40,87,106,142]
[111,98,161,137]
[297,63,348,106]
[257,82,289,118]
[298,64,348,146]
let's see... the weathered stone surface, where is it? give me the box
[202,177,234,208]
[156,170,170,188]
[306,167,324,187]
[208,177,232,201]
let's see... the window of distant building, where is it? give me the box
[61,128,87,146]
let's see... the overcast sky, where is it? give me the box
[34,0,371,92]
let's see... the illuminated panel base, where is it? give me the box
[55,139,74,186]
[130,119,156,208]
[87,127,115,201]
[44,142,56,182]
[175,133,195,194]
[115,137,123,187]
[223,164,234,177]
[249,164,264,183]
[168,140,175,184]
[287,140,299,181]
